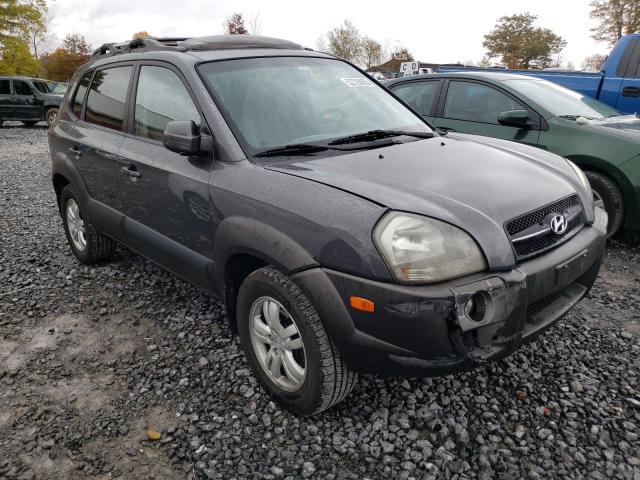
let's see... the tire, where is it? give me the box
[237,266,357,416]
[23,121,38,127]
[585,170,624,238]
[46,108,59,127]
[60,185,115,264]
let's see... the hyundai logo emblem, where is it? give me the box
[549,214,568,235]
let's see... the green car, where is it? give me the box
[385,72,640,236]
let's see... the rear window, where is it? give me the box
[84,66,132,131]
[14,81,33,95]
[0,80,9,95]
[72,71,93,118]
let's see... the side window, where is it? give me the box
[85,66,132,131]
[134,65,201,141]
[0,80,10,95]
[443,81,522,124]
[71,71,93,118]
[14,81,33,96]
[392,81,440,115]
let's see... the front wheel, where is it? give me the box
[237,267,357,416]
[585,171,624,238]
[46,108,59,127]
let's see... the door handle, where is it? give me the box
[68,146,82,156]
[121,165,141,178]
[621,86,640,97]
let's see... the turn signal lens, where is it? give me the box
[350,296,375,313]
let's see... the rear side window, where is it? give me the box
[14,81,33,95]
[392,80,440,115]
[72,71,93,118]
[0,80,9,95]
[134,65,200,141]
[443,81,522,124]
[85,66,132,131]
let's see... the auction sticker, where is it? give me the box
[340,78,374,87]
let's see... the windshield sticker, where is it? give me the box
[340,78,374,88]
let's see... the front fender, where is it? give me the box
[213,216,319,295]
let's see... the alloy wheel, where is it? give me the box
[249,296,306,392]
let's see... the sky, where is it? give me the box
[46,0,610,68]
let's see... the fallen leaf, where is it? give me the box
[147,430,161,441]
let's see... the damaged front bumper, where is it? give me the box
[293,208,607,377]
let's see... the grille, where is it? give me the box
[506,195,579,235]
[506,195,584,260]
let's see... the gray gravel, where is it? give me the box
[1,125,639,480]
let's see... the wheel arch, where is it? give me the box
[564,154,638,230]
[213,216,319,331]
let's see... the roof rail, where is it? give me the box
[89,35,304,62]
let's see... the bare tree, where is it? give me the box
[249,12,263,35]
[582,53,607,71]
[315,36,328,53]
[360,36,382,70]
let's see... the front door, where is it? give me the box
[116,63,214,282]
[11,80,39,120]
[434,79,541,146]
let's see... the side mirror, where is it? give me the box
[498,109,530,128]
[163,120,210,156]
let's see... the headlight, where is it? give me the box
[373,212,487,284]
[567,160,593,201]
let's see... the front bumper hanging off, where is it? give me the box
[293,208,607,377]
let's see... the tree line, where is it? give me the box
[0,1,638,82]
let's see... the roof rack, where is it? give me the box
[89,35,304,62]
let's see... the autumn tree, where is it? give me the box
[0,36,39,75]
[132,31,151,39]
[483,13,567,69]
[590,0,640,46]
[360,36,382,70]
[224,13,248,34]
[40,34,92,81]
[582,53,607,71]
[0,0,46,46]
[326,20,362,63]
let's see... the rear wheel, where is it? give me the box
[237,266,357,416]
[60,185,115,264]
[585,170,624,238]
[46,108,59,126]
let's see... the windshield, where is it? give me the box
[31,81,66,95]
[504,78,621,119]
[198,56,431,155]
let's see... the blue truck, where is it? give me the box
[438,34,640,114]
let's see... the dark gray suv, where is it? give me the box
[0,76,63,126]
[48,35,607,415]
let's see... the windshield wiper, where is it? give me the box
[328,129,434,145]
[253,143,331,158]
[559,114,598,120]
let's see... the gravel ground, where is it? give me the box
[1,125,639,480]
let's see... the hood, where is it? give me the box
[582,114,640,140]
[266,134,588,269]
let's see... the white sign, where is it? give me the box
[400,61,419,75]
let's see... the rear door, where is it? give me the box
[0,79,11,119]
[116,62,214,285]
[11,80,40,120]
[63,65,133,239]
[615,38,640,113]
[435,79,541,145]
